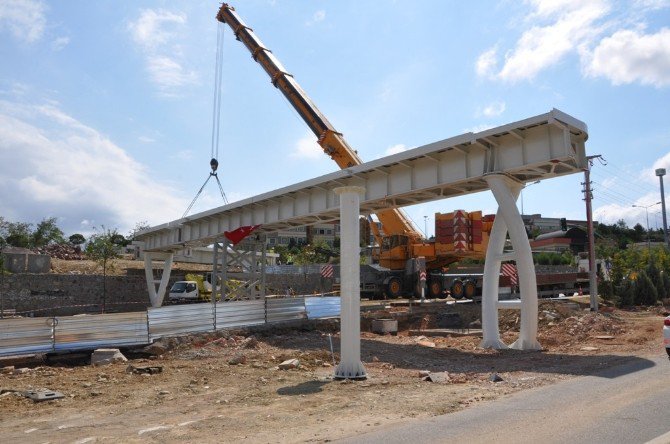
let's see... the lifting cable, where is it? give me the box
[182,22,228,218]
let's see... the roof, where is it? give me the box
[534,227,586,241]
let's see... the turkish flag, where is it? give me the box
[224,225,261,245]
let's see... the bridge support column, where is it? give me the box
[334,186,367,379]
[144,252,174,307]
[481,174,541,351]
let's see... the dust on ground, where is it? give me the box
[1,300,667,443]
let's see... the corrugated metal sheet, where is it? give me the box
[148,303,215,341]
[54,312,149,352]
[305,297,341,319]
[266,297,306,323]
[0,317,54,356]
[216,300,265,329]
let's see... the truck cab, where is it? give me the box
[168,281,199,302]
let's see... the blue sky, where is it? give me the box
[1,0,669,238]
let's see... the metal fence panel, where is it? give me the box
[0,317,54,356]
[54,312,149,352]
[216,300,266,329]
[148,303,215,341]
[266,297,306,323]
[305,296,341,319]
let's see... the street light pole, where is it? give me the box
[632,202,661,251]
[656,168,669,247]
[520,180,540,216]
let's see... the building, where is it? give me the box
[265,223,340,248]
[530,227,587,254]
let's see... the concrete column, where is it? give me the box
[480,205,512,349]
[143,252,173,307]
[484,174,541,350]
[334,186,367,379]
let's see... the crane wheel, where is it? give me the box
[429,280,442,298]
[464,280,477,299]
[385,277,403,299]
[450,279,464,300]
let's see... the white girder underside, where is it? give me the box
[136,109,588,253]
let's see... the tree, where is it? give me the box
[633,270,658,306]
[128,221,150,241]
[69,233,86,246]
[5,221,33,248]
[85,227,122,313]
[32,217,65,247]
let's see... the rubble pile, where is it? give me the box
[35,244,84,260]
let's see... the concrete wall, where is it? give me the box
[2,252,51,273]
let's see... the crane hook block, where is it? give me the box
[210,158,219,172]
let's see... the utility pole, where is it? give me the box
[656,168,669,247]
[583,155,600,312]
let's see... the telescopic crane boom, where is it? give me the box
[216,4,424,269]
[216,4,493,285]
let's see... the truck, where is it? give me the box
[168,281,200,303]
[216,4,494,298]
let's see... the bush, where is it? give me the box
[634,271,658,306]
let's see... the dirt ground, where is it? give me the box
[1,299,668,444]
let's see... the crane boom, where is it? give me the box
[216,4,422,257]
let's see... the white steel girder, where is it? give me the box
[136,109,588,253]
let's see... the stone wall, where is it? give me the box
[0,274,150,317]
[0,271,333,317]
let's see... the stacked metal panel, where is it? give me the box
[266,297,306,323]
[54,312,149,352]
[0,317,54,356]
[216,300,266,329]
[435,210,492,256]
[305,296,341,319]
[148,304,215,341]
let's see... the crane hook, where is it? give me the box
[210,158,219,173]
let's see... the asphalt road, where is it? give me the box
[337,354,670,444]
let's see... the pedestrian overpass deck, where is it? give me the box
[136,108,587,252]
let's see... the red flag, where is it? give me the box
[224,225,261,245]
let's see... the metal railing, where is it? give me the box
[0,296,341,357]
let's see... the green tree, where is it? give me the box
[633,271,658,306]
[646,260,665,301]
[128,221,150,240]
[616,278,635,307]
[32,217,65,247]
[85,227,122,313]
[5,221,33,248]
[68,233,86,246]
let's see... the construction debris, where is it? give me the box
[91,349,127,366]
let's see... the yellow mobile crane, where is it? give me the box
[216,4,493,298]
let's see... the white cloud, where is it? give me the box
[584,28,670,87]
[172,149,193,160]
[128,9,186,50]
[479,101,506,117]
[385,144,407,156]
[476,47,498,78]
[290,135,322,159]
[0,0,46,43]
[138,136,155,143]
[0,99,185,233]
[475,0,610,83]
[127,9,197,95]
[499,1,609,82]
[306,10,326,26]
[51,36,70,51]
